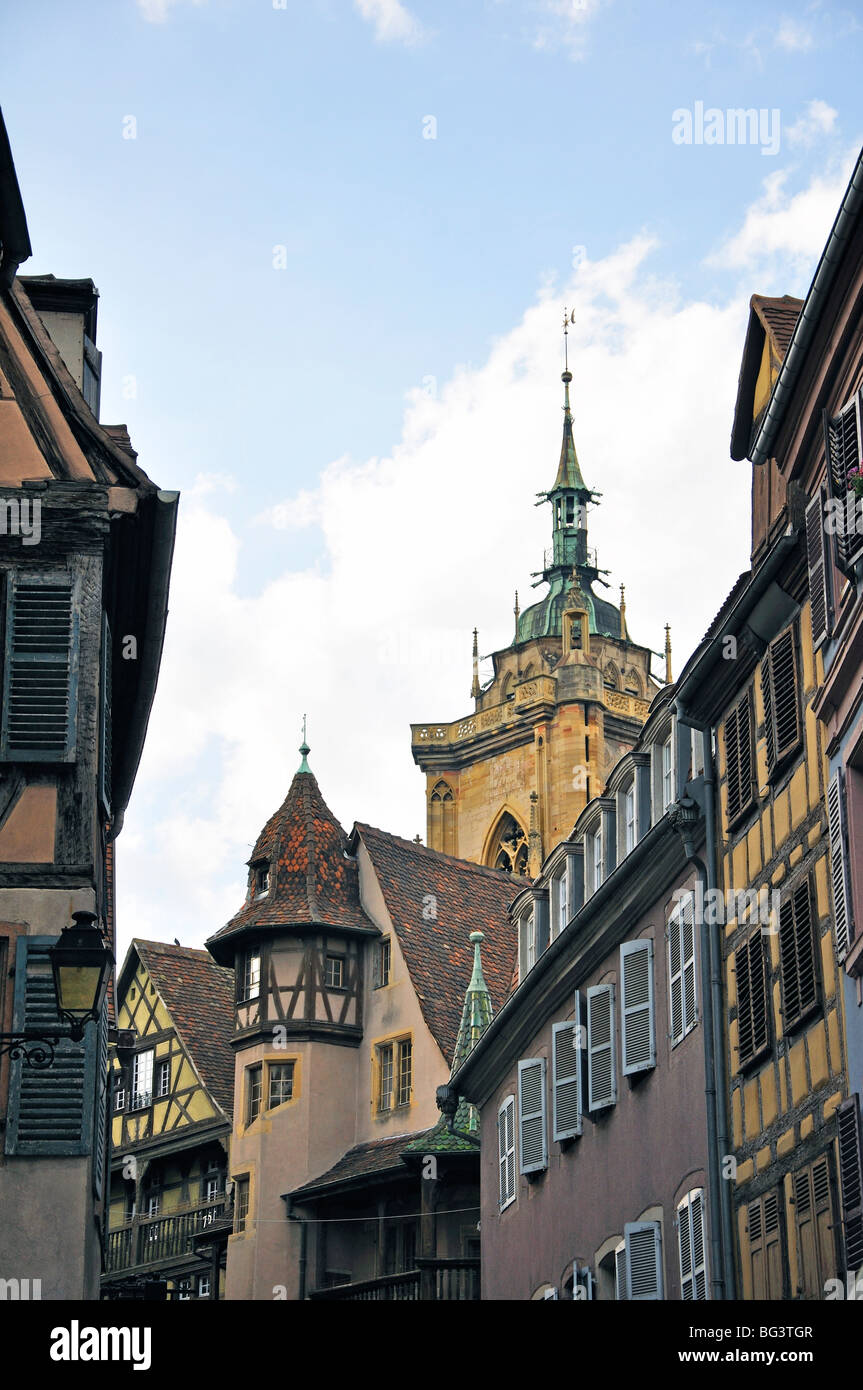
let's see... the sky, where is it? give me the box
[3,0,862,955]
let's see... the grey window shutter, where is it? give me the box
[498,1095,516,1208]
[837,1095,863,1274]
[614,1242,628,1300]
[5,936,97,1156]
[805,490,832,649]
[99,612,112,817]
[827,769,854,958]
[625,1220,663,1300]
[518,1058,547,1174]
[678,1190,708,1300]
[587,983,616,1110]
[1,576,79,762]
[552,1019,582,1140]
[621,939,655,1074]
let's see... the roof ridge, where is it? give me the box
[355,822,522,882]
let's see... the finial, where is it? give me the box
[413,834,423,844]
[562,306,575,375]
[297,714,311,774]
[513,590,520,642]
[468,930,486,989]
[471,627,481,700]
[664,625,673,684]
[619,584,626,641]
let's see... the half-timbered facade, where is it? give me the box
[103,941,234,1300]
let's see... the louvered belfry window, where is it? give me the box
[1,576,78,761]
[778,877,819,1031]
[735,932,770,1069]
[724,692,754,827]
[824,394,863,574]
[761,625,801,779]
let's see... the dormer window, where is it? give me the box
[662,736,674,811]
[583,824,602,898]
[254,864,270,898]
[624,784,636,854]
[519,909,537,979]
[550,866,568,939]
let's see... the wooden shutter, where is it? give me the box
[518,1058,547,1174]
[497,1095,516,1208]
[620,939,655,1075]
[92,1006,109,1198]
[552,1019,582,1140]
[761,627,800,777]
[625,1221,663,1300]
[586,983,616,1110]
[779,877,818,1029]
[735,933,769,1067]
[748,1190,783,1299]
[5,937,97,1155]
[805,490,832,649]
[794,1156,837,1298]
[824,398,863,575]
[725,693,754,825]
[837,1096,863,1274]
[99,612,112,817]
[678,1189,707,1300]
[614,1243,628,1300]
[0,576,78,761]
[669,897,697,1045]
[827,769,854,958]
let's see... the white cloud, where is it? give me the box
[136,0,206,22]
[354,0,425,45]
[786,98,838,147]
[775,16,815,51]
[533,0,608,60]
[706,152,855,279]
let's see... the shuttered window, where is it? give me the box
[677,1189,708,1300]
[4,937,97,1156]
[735,933,770,1069]
[668,896,697,1046]
[724,692,754,827]
[586,984,616,1111]
[793,1156,838,1299]
[747,1190,783,1299]
[805,490,832,649]
[837,1096,863,1274]
[518,1057,547,1174]
[620,939,655,1075]
[778,877,819,1031]
[0,576,78,761]
[824,395,863,575]
[552,1017,582,1140]
[625,1221,663,1300]
[761,626,801,779]
[614,1242,627,1301]
[498,1094,516,1209]
[827,769,854,958]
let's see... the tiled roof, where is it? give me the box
[208,769,373,961]
[289,1133,424,1199]
[355,825,521,1062]
[132,940,236,1118]
[751,294,803,360]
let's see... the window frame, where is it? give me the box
[246,1063,263,1125]
[234,1177,250,1233]
[240,950,261,1003]
[324,954,345,990]
[267,1059,295,1110]
[677,1190,708,1300]
[668,895,698,1047]
[132,1049,154,1110]
[156,1058,171,1098]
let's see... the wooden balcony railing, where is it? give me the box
[105,1199,227,1274]
[310,1258,480,1301]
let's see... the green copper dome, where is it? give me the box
[517,570,625,642]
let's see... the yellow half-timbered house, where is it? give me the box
[102,940,235,1300]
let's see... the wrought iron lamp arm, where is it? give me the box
[0,1032,61,1069]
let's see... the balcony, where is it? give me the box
[105,1198,228,1275]
[309,1258,480,1301]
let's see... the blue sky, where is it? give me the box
[3,0,861,950]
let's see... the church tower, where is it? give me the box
[411,324,664,870]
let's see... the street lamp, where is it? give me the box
[0,910,114,1067]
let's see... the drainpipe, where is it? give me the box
[285,1202,308,1301]
[669,793,724,1300]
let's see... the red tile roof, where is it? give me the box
[131,940,236,1118]
[354,825,521,1064]
[751,294,803,360]
[289,1132,426,1200]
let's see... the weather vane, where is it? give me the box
[562,306,575,370]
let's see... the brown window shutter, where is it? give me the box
[736,933,769,1068]
[805,490,831,649]
[748,1190,783,1299]
[725,694,753,826]
[761,626,801,779]
[779,877,819,1031]
[823,399,863,576]
[838,1096,863,1274]
[794,1156,838,1297]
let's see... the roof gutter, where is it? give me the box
[750,146,863,467]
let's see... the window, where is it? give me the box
[376,938,391,987]
[254,864,269,897]
[624,784,636,854]
[761,626,801,778]
[132,1050,154,1110]
[114,1086,126,1112]
[778,878,818,1032]
[584,825,602,897]
[205,1173,222,1201]
[552,1015,582,1140]
[586,984,616,1111]
[397,1040,412,1107]
[827,770,853,958]
[668,896,697,1045]
[614,1241,627,1300]
[0,576,78,762]
[147,1193,160,1218]
[724,692,755,826]
[677,1190,708,1300]
[157,1060,170,1097]
[246,1064,263,1124]
[518,1058,547,1174]
[592,828,603,892]
[197,1274,211,1300]
[324,955,344,989]
[429,780,456,857]
[498,1095,516,1209]
[837,1096,863,1274]
[551,867,568,939]
[241,951,261,1002]
[519,910,537,978]
[735,933,770,1069]
[624,1221,663,1300]
[661,736,674,812]
[176,1277,192,1301]
[825,389,863,574]
[234,1179,250,1233]
[268,1061,295,1108]
[793,1156,838,1298]
[620,940,655,1075]
[747,1190,783,1299]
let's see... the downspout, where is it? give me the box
[285,1201,308,1301]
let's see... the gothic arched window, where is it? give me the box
[487,812,529,875]
[430,780,456,856]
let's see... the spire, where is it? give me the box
[471,628,481,700]
[619,584,627,641]
[297,713,311,774]
[551,308,588,494]
[451,930,493,1073]
[513,590,520,642]
[665,625,673,684]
